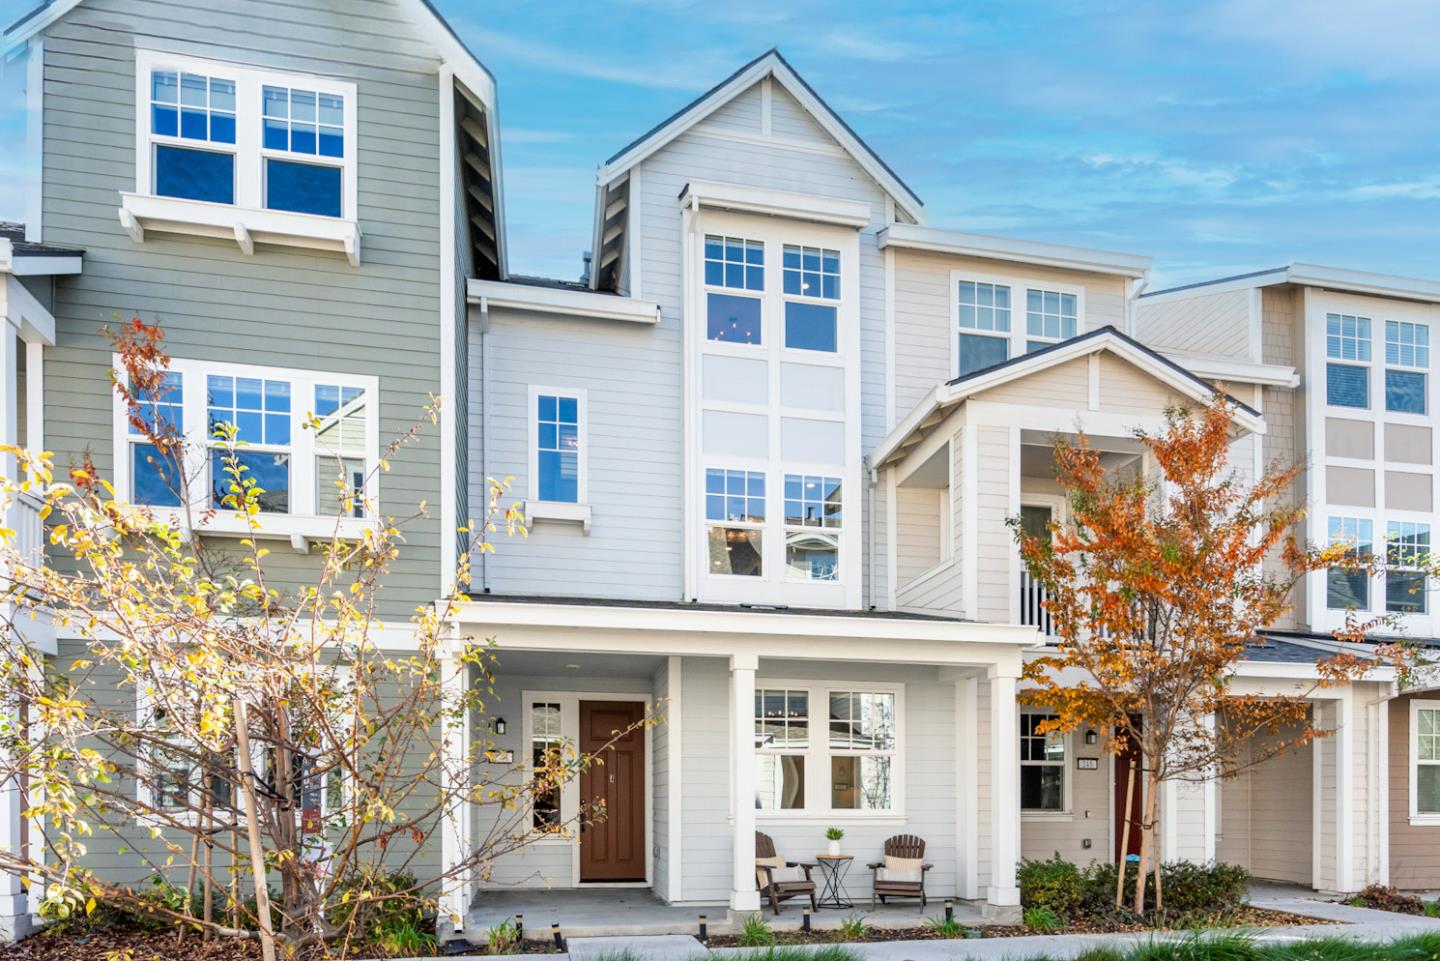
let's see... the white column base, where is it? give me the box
[729,890,762,916]
[983,891,1022,924]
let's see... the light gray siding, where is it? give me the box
[38,0,446,618]
[1134,287,1254,360]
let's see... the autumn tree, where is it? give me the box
[1012,396,1408,916]
[0,319,647,959]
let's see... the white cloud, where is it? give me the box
[1080,152,1240,190]
[814,30,919,63]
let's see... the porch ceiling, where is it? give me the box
[489,649,666,679]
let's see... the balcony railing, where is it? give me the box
[2,492,44,598]
[1019,570,1053,636]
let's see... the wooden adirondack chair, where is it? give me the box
[755,831,818,915]
[867,834,932,909]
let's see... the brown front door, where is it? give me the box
[1114,721,1144,862]
[579,700,646,882]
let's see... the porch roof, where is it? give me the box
[463,592,969,621]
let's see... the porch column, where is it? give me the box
[730,653,760,915]
[986,664,1021,920]
[439,644,472,937]
[0,692,28,939]
[0,320,16,483]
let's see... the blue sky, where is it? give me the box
[4,0,1440,288]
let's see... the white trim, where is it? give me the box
[439,66,457,597]
[1379,693,1390,884]
[469,279,660,324]
[0,240,80,278]
[955,674,980,900]
[3,272,56,345]
[950,268,1089,378]
[664,656,682,902]
[680,179,872,228]
[759,76,772,137]
[1018,706,1074,817]
[525,384,589,515]
[1155,351,1299,388]
[753,677,906,818]
[879,222,1150,279]
[118,193,361,265]
[628,166,643,298]
[597,52,923,223]
[884,244,896,431]
[22,37,42,244]
[523,500,592,532]
[518,690,654,888]
[1143,262,1440,308]
[1408,698,1440,826]
[1337,691,1355,891]
[109,354,380,547]
[24,340,42,452]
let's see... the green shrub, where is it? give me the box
[486,918,520,953]
[1019,853,1085,917]
[838,914,867,940]
[1025,856,1249,927]
[738,913,776,947]
[1422,900,1440,918]
[1023,906,1066,933]
[330,869,435,948]
[1157,860,1250,924]
[924,915,963,938]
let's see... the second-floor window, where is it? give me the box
[1326,516,1373,610]
[1325,312,1371,409]
[782,245,840,352]
[1387,520,1430,615]
[705,468,765,577]
[138,51,356,221]
[705,235,764,345]
[208,375,293,514]
[957,280,1011,376]
[784,474,841,581]
[1025,288,1078,351]
[533,392,583,503]
[1385,320,1429,415]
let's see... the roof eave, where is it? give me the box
[878,223,1151,279]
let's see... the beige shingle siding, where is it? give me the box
[1260,286,1304,629]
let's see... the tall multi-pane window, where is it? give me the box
[704,235,764,345]
[782,245,840,352]
[129,372,185,507]
[262,85,346,217]
[530,702,563,831]
[1326,516,1373,609]
[1387,521,1430,614]
[828,691,895,811]
[1020,712,1065,812]
[957,280,1012,376]
[705,468,765,577]
[1025,288,1078,352]
[1385,320,1430,414]
[535,394,580,503]
[754,689,807,810]
[150,69,237,204]
[784,474,841,581]
[1415,703,1440,818]
[207,375,292,513]
[1326,312,1372,409]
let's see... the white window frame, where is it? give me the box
[1325,515,1374,613]
[1019,707,1072,819]
[781,472,842,583]
[950,270,1086,378]
[111,354,380,544]
[1386,520,1430,615]
[525,385,591,530]
[1410,698,1440,825]
[751,679,905,821]
[126,49,360,261]
[704,466,767,579]
[1384,319,1430,415]
[1022,286,1082,350]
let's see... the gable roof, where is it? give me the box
[595,48,924,223]
[1141,262,1440,306]
[3,0,496,105]
[872,325,1265,471]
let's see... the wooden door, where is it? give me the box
[1114,723,1144,862]
[579,701,646,882]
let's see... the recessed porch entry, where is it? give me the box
[579,700,646,882]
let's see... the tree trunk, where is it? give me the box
[234,700,278,961]
[1116,762,1136,908]
[1132,770,1162,916]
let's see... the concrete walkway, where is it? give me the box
[415,892,1440,961]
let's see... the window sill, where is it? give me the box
[524,500,592,533]
[154,508,376,552]
[119,192,361,265]
[1022,811,1074,822]
[1409,816,1440,827]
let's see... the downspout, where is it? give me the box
[1125,274,1150,338]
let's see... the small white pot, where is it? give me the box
[827,839,841,857]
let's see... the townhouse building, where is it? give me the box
[0,0,1424,946]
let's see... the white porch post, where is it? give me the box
[986,664,1021,920]
[439,644,472,938]
[1335,690,1355,893]
[730,653,760,916]
[0,693,28,939]
[0,320,16,483]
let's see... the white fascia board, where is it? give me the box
[4,273,56,344]
[1233,659,1398,683]
[871,384,948,471]
[4,253,82,277]
[468,278,661,324]
[1287,262,1440,304]
[453,598,1040,648]
[878,223,1151,279]
[1138,270,1289,306]
[681,179,872,228]
[1,0,80,53]
[596,52,923,224]
[1157,351,1300,389]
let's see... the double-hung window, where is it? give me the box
[1326,516,1373,610]
[782,245,840,352]
[706,468,765,577]
[1025,288,1078,352]
[827,691,895,811]
[755,689,808,810]
[532,391,583,504]
[957,280,1012,376]
[783,474,841,581]
[208,375,293,514]
[1326,312,1372,409]
[314,384,369,518]
[128,372,185,508]
[1387,521,1430,614]
[137,51,356,223]
[1020,711,1066,813]
[1414,701,1440,821]
[705,235,764,345]
[1385,320,1430,415]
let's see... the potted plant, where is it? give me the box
[825,826,844,857]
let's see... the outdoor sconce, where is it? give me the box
[1084,730,1099,746]
[493,717,507,736]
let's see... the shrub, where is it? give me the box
[924,915,963,938]
[1158,860,1250,924]
[486,918,520,953]
[1019,853,1085,917]
[838,914,867,940]
[1349,883,1424,915]
[330,869,436,948]
[1023,906,1066,933]
[738,914,776,947]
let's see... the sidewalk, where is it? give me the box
[418,894,1440,961]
